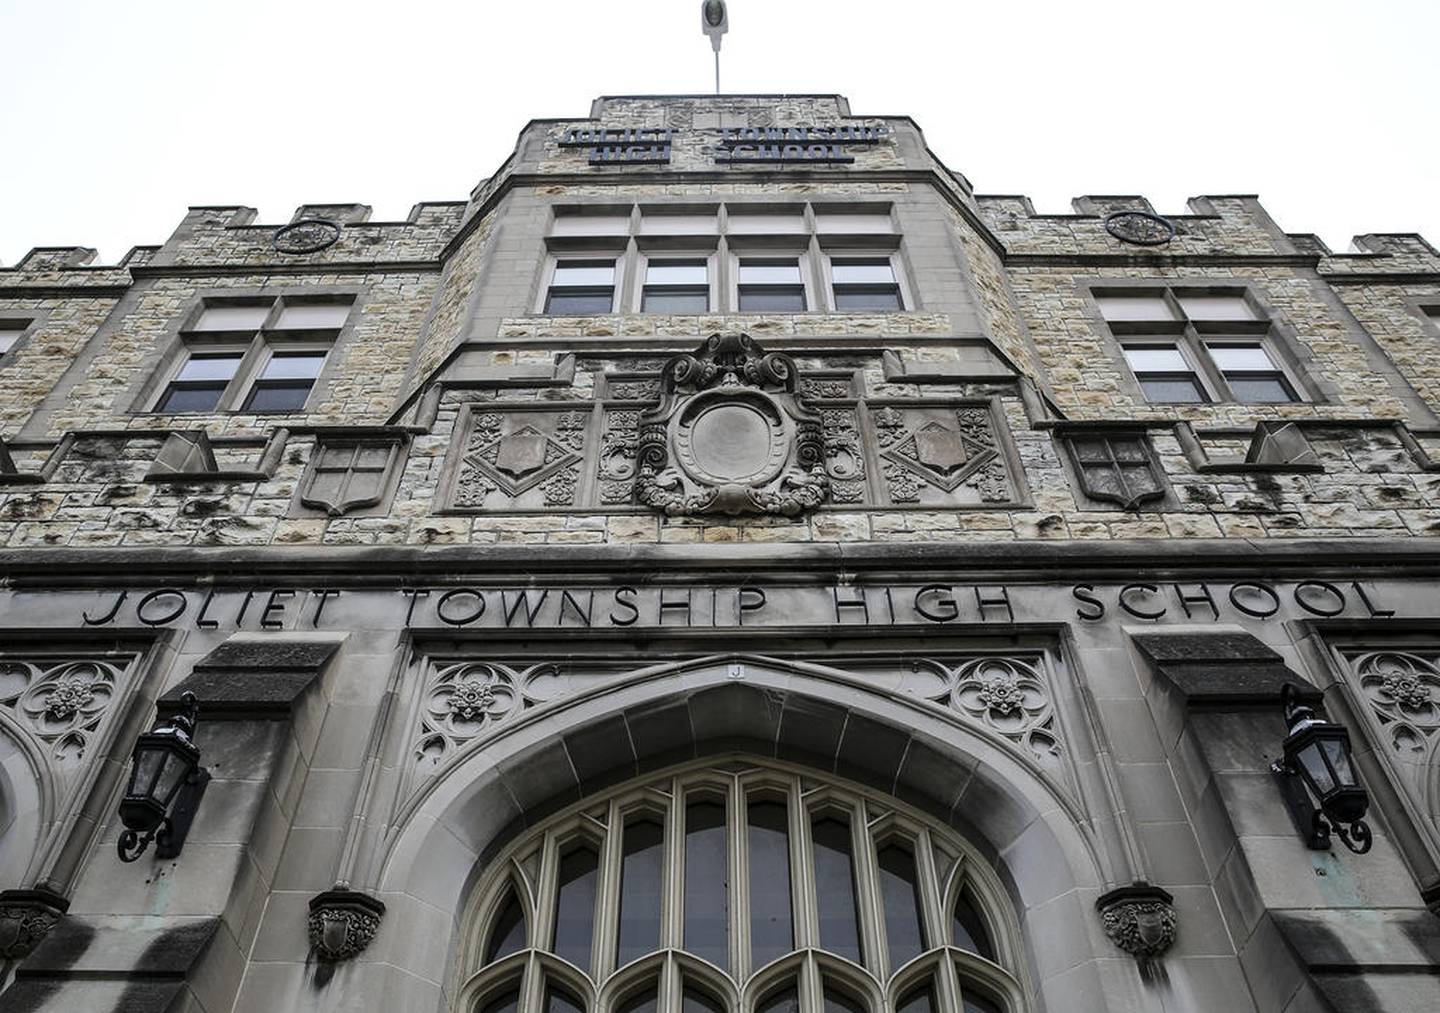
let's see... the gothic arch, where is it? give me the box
[366,655,1112,1010]
[0,708,54,888]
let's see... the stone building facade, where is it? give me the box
[0,94,1438,1013]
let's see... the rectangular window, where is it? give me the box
[727,210,806,234]
[830,257,902,310]
[0,322,28,355]
[642,259,709,313]
[273,302,350,330]
[546,260,617,314]
[550,213,631,237]
[1097,294,1178,322]
[1207,343,1296,403]
[639,212,717,235]
[815,210,894,234]
[1122,344,1208,403]
[192,304,270,331]
[242,351,329,412]
[157,352,244,412]
[738,259,806,311]
[1177,294,1257,321]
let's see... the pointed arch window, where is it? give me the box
[458,760,1026,1013]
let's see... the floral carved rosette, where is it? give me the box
[413,661,567,777]
[1350,651,1440,760]
[0,659,125,763]
[932,656,1063,771]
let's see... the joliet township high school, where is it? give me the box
[1,93,1439,1013]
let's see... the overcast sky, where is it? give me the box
[1,0,1436,265]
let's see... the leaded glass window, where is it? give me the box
[458,760,1025,1013]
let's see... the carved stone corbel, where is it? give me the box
[0,886,69,961]
[307,888,385,962]
[1096,883,1176,959]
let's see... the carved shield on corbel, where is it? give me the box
[633,333,830,517]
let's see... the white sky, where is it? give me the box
[1,0,1436,265]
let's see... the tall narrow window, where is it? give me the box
[617,986,660,1013]
[157,352,244,412]
[1206,344,1296,403]
[546,260,617,314]
[1121,344,1207,403]
[811,817,861,962]
[552,844,600,970]
[616,819,664,966]
[822,988,866,1013]
[962,991,1003,1013]
[682,987,726,1013]
[747,799,793,967]
[738,259,806,312]
[241,351,327,412]
[896,985,936,1013]
[545,986,585,1013]
[479,987,522,1013]
[830,257,902,310]
[952,888,995,960]
[755,984,801,1013]
[485,888,527,964]
[684,799,729,969]
[643,260,709,312]
[877,844,925,970]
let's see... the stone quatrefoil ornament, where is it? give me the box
[632,333,830,517]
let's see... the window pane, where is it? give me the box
[243,381,313,412]
[952,888,994,960]
[642,289,709,313]
[546,987,585,1013]
[0,327,25,353]
[158,384,226,413]
[274,303,349,330]
[194,305,268,331]
[1122,346,1188,371]
[834,288,901,311]
[546,291,614,314]
[738,288,806,312]
[812,817,861,962]
[1178,294,1256,320]
[727,212,805,233]
[823,989,866,1013]
[831,259,895,284]
[552,214,630,236]
[1229,377,1296,403]
[553,262,616,286]
[1207,344,1277,370]
[895,985,936,1013]
[962,991,1003,1013]
[816,212,893,233]
[617,989,658,1013]
[259,352,327,379]
[756,985,801,1013]
[1139,378,1207,403]
[738,261,802,284]
[553,845,600,969]
[877,844,925,970]
[747,800,793,968]
[485,889,527,963]
[640,213,717,235]
[646,262,708,285]
[1096,295,1175,321]
[684,800,729,969]
[480,988,521,1013]
[616,820,664,966]
[175,354,242,382]
[682,988,725,1013]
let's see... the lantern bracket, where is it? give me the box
[1270,684,1373,856]
[117,692,210,864]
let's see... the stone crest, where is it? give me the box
[1103,211,1176,247]
[633,333,829,517]
[273,218,341,255]
[307,889,385,962]
[1096,884,1177,959]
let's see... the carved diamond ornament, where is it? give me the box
[633,333,829,516]
[1103,211,1176,247]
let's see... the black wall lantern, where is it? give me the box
[117,691,211,863]
[1271,683,1372,854]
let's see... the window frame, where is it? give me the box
[0,316,37,364]
[635,251,717,315]
[143,294,352,415]
[822,252,909,312]
[540,254,624,315]
[729,249,814,314]
[1093,285,1313,405]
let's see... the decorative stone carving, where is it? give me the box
[820,409,866,503]
[1096,884,1177,959]
[307,889,385,962]
[299,437,404,516]
[1103,211,1175,247]
[453,409,588,509]
[1347,650,1440,765]
[942,656,1062,767]
[873,404,1014,506]
[0,887,69,961]
[598,409,642,504]
[273,218,341,254]
[0,658,125,762]
[1061,430,1166,510]
[633,333,829,517]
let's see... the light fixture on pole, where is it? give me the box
[702,0,729,94]
[116,691,211,863]
[1270,683,1372,854]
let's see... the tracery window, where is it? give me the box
[458,760,1026,1013]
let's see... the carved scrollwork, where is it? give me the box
[307,890,385,962]
[914,656,1063,769]
[0,888,69,961]
[1097,884,1177,959]
[273,218,341,254]
[0,659,126,763]
[1103,211,1176,247]
[413,661,574,772]
[1347,650,1440,765]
